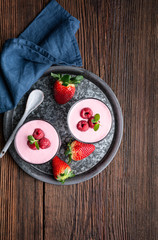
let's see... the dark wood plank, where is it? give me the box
[0,1,44,240]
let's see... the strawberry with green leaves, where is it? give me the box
[65,140,95,163]
[51,73,83,104]
[52,156,75,184]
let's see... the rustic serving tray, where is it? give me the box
[3,66,123,185]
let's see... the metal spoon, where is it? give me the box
[0,89,44,158]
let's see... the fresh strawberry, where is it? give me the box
[51,73,83,104]
[53,80,75,104]
[52,156,75,183]
[33,128,45,140]
[65,140,95,163]
[39,137,51,149]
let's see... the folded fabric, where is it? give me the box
[0,0,82,113]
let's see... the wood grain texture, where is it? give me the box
[0,0,157,240]
[0,1,44,240]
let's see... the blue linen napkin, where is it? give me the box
[0,0,82,113]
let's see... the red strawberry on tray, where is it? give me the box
[51,73,83,104]
[65,140,95,163]
[52,156,75,184]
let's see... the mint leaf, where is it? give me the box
[51,73,61,79]
[94,124,100,131]
[28,135,35,144]
[35,141,40,150]
[94,114,100,122]
[28,135,39,149]
[91,119,96,123]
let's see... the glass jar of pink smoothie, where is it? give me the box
[67,98,112,143]
[14,120,60,164]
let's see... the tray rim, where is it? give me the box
[3,66,123,185]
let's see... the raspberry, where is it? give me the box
[33,128,45,140]
[80,108,93,119]
[39,137,51,149]
[77,120,89,131]
[88,117,95,128]
[27,141,37,150]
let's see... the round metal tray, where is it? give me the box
[3,66,123,185]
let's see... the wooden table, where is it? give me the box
[0,0,157,239]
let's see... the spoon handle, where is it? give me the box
[0,112,28,158]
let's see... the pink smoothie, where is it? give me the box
[14,120,60,164]
[67,99,112,143]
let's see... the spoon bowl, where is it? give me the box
[25,89,44,115]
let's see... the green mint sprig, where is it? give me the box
[27,135,39,150]
[51,73,83,86]
[91,114,101,131]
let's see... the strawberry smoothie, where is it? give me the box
[67,98,112,143]
[14,120,60,164]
